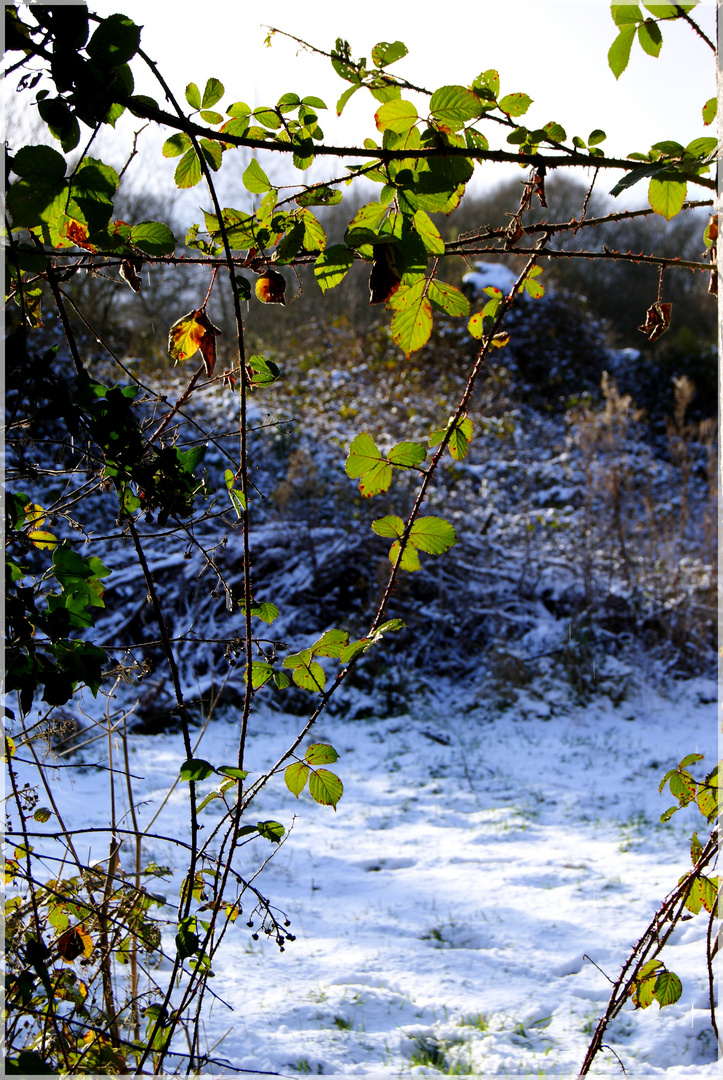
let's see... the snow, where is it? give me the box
[16,672,718,1078]
[462,263,518,298]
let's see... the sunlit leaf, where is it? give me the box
[305,743,339,765]
[608,25,637,78]
[409,516,456,554]
[179,759,214,782]
[174,149,202,189]
[285,761,310,797]
[702,97,717,126]
[308,768,343,808]
[256,820,285,843]
[653,970,682,1007]
[314,245,354,292]
[428,280,469,317]
[375,98,418,134]
[391,292,433,356]
[498,93,533,117]
[648,175,687,220]
[201,77,225,109]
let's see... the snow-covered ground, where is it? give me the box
[24,672,719,1078]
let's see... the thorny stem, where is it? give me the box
[578,827,718,1075]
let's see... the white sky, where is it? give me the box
[85,0,717,195]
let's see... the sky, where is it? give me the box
[82,0,718,196]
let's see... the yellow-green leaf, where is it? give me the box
[285,761,310,797]
[648,176,687,220]
[308,768,343,808]
[391,295,433,357]
[375,98,418,134]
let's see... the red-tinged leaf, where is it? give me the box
[375,98,418,134]
[167,308,220,371]
[391,296,433,357]
[308,768,343,808]
[305,743,339,765]
[703,97,717,126]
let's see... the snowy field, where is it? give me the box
[23,671,719,1079]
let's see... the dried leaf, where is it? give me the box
[637,300,672,342]
[369,244,401,304]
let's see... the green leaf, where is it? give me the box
[345,201,389,246]
[186,83,201,110]
[390,292,434,357]
[300,208,326,251]
[413,210,445,255]
[285,761,310,797]
[467,311,486,340]
[389,539,421,571]
[308,768,343,808]
[247,354,280,386]
[201,78,225,109]
[250,602,279,624]
[247,662,273,689]
[472,69,500,101]
[180,759,214,782]
[588,129,607,145]
[291,661,326,692]
[543,121,567,144]
[305,743,339,765]
[243,159,272,194]
[176,918,199,959]
[217,766,248,780]
[174,149,202,189]
[375,98,419,134]
[637,19,663,56]
[432,415,474,460]
[409,516,456,554]
[428,280,469,317]
[312,629,350,658]
[130,221,175,256]
[346,433,392,496]
[256,820,285,843]
[372,40,408,66]
[200,109,223,125]
[685,136,717,160]
[33,807,52,823]
[196,789,221,812]
[653,970,682,1007]
[699,874,719,914]
[274,671,290,689]
[498,93,533,117]
[86,13,141,65]
[648,176,687,220]
[632,975,656,1008]
[523,265,545,298]
[163,133,192,158]
[430,85,483,129]
[199,138,222,171]
[643,2,691,16]
[387,441,426,468]
[702,97,717,126]
[608,25,637,78]
[612,4,643,25]
[679,753,705,769]
[372,515,405,539]
[314,245,354,292]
